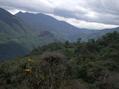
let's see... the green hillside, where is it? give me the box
[0,8,57,59]
[0,31,119,89]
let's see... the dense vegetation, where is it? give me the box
[0,31,119,89]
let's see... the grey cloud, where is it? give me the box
[52,0,119,25]
[54,9,85,19]
[0,0,119,26]
[0,0,53,13]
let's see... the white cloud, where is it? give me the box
[48,14,118,30]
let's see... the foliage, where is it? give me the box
[0,31,119,89]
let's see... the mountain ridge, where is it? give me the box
[16,12,119,41]
[16,12,92,41]
[0,8,119,59]
[0,8,57,59]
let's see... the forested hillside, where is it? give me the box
[0,8,57,59]
[0,31,119,89]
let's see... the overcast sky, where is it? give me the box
[0,0,119,30]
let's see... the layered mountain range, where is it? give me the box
[0,8,118,59]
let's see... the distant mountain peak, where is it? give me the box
[0,8,13,16]
[16,11,23,14]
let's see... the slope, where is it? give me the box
[0,8,56,59]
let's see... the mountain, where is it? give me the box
[0,8,118,59]
[16,12,119,41]
[16,12,95,41]
[0,8,57,59]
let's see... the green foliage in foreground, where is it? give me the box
[0,31,119,89]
